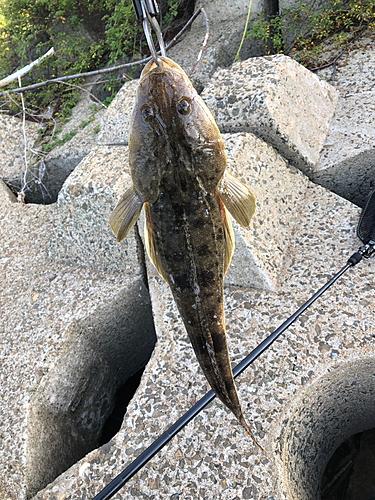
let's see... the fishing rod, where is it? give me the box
[93,189,375,500]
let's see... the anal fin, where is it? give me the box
[144,202,166,280]
[216,193,235,276]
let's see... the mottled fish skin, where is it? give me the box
[129,58,226,205]
[109,57,260,448]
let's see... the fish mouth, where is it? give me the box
[140,56,187,80]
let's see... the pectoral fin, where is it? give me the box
[109,187,143,242]
[216,193,234,275]
[218,171,256,227]
[144,202,166,280]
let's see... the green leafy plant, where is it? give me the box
[0,0,141,115]
[163,0,179,27]
[247,14,284,54]
[79,116,94,129]
[246,0,375,65]
[101,0,139,64]
[0,0,193,116]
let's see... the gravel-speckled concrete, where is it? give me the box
[97,80,139,146]
[0,114,39,180]
[201,54,339,172]
[0,179,156,499]
[32,167,375,500]
[313,31,375,207]
[49,145,138,272]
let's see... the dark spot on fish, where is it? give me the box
[141,104,154,122]
[200,270,215,286]
[171,203,184,218]
[197,244,209,257]
[172,252,184,263]
[191,217,202,229]
[173,274,189,291]
[215,227,224,241]
[177,98,191,116]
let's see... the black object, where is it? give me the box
[93,190,375,500]
[131,0,159,21]
[358,188,375,246]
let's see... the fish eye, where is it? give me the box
[177,98,191,116]
[141,105,154,122]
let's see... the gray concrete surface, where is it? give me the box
[201,54,339,173]
[32,156,375,500]
[313,31,375,207]
[0,38,374,500]
[0,90,105,204]
[0,178,156,499]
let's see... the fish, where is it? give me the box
[109,56,261,448]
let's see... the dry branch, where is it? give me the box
[0,48,54,89]
[0,8,207,97]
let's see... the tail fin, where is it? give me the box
[237,413,264,452]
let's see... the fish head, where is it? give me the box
[129,57,226,202]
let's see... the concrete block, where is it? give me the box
[222,133,308,289]
[0,94,105,205]
[201,54,339,172]
[31,164,375,500]
[167,17,262,92]
[0,114,38,180]
[97,80,139,146]
[198,0,257,24]
[313,34,375,207]
[0,178,17,204]
[49,145,139,273]
[282,358,375,500]
[0,184,155,498]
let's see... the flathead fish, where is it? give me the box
[109,57,260,448]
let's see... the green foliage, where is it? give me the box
[79,116,94,129]
[247,0,375,65]
[0,0,140,72]
[248,14,284,54]
[0,0,187,117]
[163,0,179,27]
[0,0,141,115]
[42,127,76,152]
[101,0,140,64]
